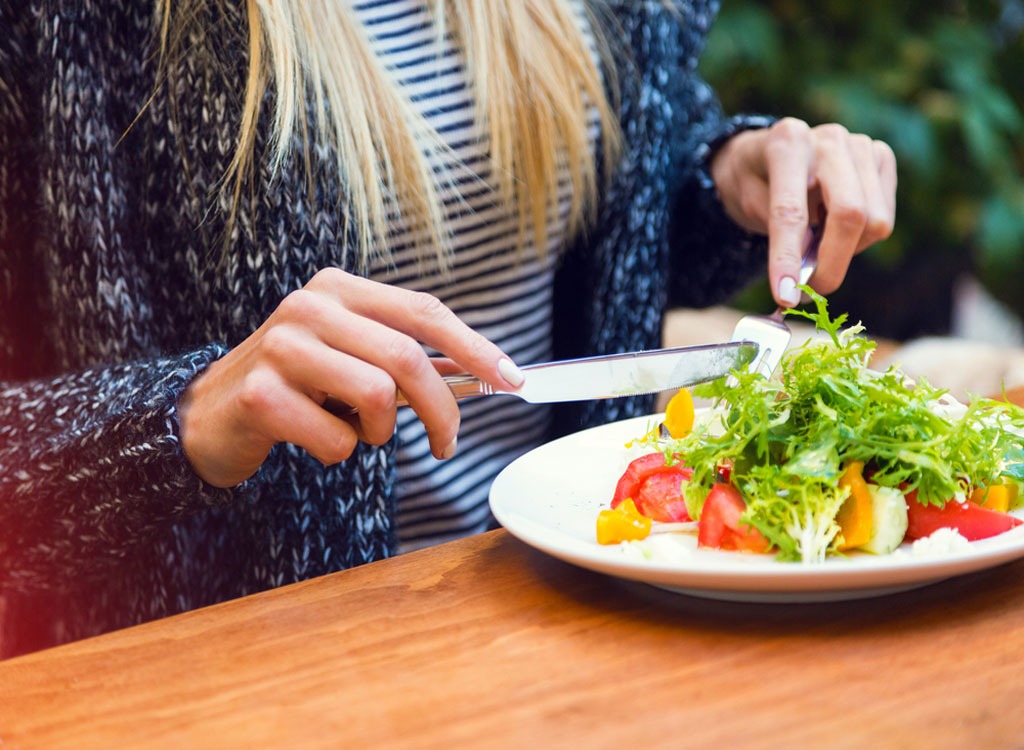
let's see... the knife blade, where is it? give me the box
[324,342,757,415]
[384,340,756,408]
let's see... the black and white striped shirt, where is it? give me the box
[356,0,598,551]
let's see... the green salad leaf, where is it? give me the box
[650,289,1024,562]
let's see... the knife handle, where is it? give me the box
[323,375,496,416]
[421,374,496,404]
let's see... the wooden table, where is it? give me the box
[2,528,1024,748]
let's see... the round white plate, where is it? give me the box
[489,415,1024,603]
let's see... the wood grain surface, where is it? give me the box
[3,529,1024,749]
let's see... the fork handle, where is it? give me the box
[323,374,491,416]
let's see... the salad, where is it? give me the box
[596,290,1024,562]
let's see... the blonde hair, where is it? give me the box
[156,0,622,271]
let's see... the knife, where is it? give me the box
[325,341,757,415]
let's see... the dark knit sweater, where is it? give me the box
[0,0,768,656]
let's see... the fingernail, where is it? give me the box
[441,436,458,460]
[498,358,525,388]
[778,276,801,306]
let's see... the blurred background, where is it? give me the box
[701,0,1024,345]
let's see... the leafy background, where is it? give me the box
[702,0,1024,341]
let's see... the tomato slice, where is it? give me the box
[905,489,1022,541]
[610,452,692,523]
[634,470,692,522]
[612,453,667,508]
[612,453,686,506]
[697,483,771,553]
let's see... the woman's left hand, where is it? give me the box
[709,117,897,307]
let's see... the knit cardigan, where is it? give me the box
[0,0,768,656]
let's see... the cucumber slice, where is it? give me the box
[861,485,908,555]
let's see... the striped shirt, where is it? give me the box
[356,0,599,551]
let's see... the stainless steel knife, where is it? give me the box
[388,341,757,408]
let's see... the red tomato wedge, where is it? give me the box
[611,452,692,523]
[612,453,672,506]
[904,490,1022,541]
[634,471,692,523]
[697,483,771,553]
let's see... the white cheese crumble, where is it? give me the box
[617,534,696,562]
[910,527,972,557]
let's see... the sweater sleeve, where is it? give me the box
[662,0,774,309]
[0,6,254,591]
[0,348,261,591]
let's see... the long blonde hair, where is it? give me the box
[157,0,622,271]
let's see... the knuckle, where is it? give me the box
[257,324,302,364]
[874,140,897,168]
[814,122,850,144]
[411,291,451,325]
[831,201,868,232]
[359,375,398,414]
[771,117,811,142]
[309,266,349,289]
[383,336,427,377]
[770,202,808,228]
[236,370,280,416]
[849,133,873,152]
[276,288,321,323]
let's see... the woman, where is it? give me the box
[0,0,895,656]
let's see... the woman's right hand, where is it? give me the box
[177,269,525,488]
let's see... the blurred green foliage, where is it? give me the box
[702,0,1024,339]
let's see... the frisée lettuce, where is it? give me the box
[645,289,1024,563]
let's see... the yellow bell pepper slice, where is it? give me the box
[969,483,1019,514]
[836,461,873,550]
[663,387,695,439]
[596,498,653,545]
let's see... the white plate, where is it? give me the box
[489,414,1024,603]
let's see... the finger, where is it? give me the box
[810,125,868,294]
[430,357,466,376]
[875,139,898,228]
[848,135,894,250]
[238,364,362,467]
[311,356,402,448]
[276,401,361,467]
[312,270,525,392]
[763,118,813,307]
[251,321,401,448]
[269,328,463,462]
[276,290,463,459]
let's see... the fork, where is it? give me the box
[730,224,822,378]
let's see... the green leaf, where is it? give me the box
[657,291,1024,561]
